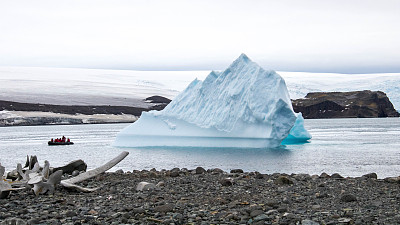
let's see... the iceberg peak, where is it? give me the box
[237,53,250,62]
[114,54,311,148]
[227,53,254,71]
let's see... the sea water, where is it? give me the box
[0,118,399,178]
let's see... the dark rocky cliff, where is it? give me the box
[0,95,170,117]
[292,90,399,119]
[0,96,171,126]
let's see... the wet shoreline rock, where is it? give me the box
[1,169,400,224]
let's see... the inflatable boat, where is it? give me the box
[48,141,74,146]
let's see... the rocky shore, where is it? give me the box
[2,168,400,225]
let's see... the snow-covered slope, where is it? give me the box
[0,110,137,126]
[114,54,311,148]
[0,66,209,107]
[0,66,399,110]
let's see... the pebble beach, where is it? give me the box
[1,168,400,225]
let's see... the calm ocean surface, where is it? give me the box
[1,118,400,178]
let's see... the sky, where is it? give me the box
[0,0,399,73]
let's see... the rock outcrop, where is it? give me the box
[292,90,399,119]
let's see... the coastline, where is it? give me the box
[0,110,137,127]
[2,168,400,224]
[1,91,399,127]
[0,98,171,127]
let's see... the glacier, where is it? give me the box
[1,67,400,111]
[114,54,311,148]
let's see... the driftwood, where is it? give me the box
[0,151,129,198]
[0,163,4,180]
[26,155,38,170]
[0,163,25,199]
[0,182,12,199]
[0,163,11,198]
[53,159,87,175]
[30,170,63,196]
[60,151,129,192]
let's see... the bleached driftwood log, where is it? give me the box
[0,151,129,198]
[60,151,129,192]
[0,163,11,198]
[42,160,50,179]
[0,181,13,199]
[0,163,25,199]
[14,160,62,196]
[0,163,4,180]
[30,170,63,196]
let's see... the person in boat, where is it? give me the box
[51,138,53,142]
[62,136,66,142]
[67,138,70,143]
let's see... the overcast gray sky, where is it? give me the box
[0,0,399,73]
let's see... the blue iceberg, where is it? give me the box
[281,113,312,144]
[114,54,311,148]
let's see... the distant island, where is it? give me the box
[0,91,398,126]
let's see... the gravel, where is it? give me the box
[1,168,400,224]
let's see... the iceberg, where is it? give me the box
[281,113,312,145]
[114,54,311,148]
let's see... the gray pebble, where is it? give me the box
[331,173,344,179]
[362,173,377,179]
[195,167,206,174]
[220,178,233,186]
[230,169,244,173]
[154,204,174,213]
[274,176,293,185]
[250,209,264,217]
[65,211,77,217]
[341,194,357,202]
[302,219,320,225]
[254,214,269,222]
